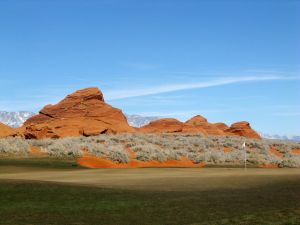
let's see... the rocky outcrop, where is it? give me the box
[226,121,261,139]
[183,116,224,135]
[139,115,261,139]
[140,115,225,136]
[0,122,14,138]
[13,87,261,140]
[20,87,134,139]
[185,115,208,125]
[214,122,229,131]
[139,118,183,133]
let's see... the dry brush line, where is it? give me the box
[0,134,299,167]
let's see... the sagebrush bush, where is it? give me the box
[41,137,84,158]
[106,145,129,163]
[282,156,300,168]
[136,145,168,162]
[1,133,300,167]
[0,137,30,156]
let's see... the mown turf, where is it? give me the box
[0,158,81,170]
[0,176,300,225]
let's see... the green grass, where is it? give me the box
[0,177,300,225]
[0,157,82,171]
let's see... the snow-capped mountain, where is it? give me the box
[125,114,160,127]
[0,112,159,128]
[0,111,36,128]
[261,133,300,142]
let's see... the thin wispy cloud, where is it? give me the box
[106,75,299,100]
[272,112,300,116]
[120,62,160,70]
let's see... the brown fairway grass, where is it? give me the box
[0,166,299,191]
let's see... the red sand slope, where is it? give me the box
[77,155,206,169]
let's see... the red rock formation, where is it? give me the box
[139,116,260,139]
[140,115,225,136]
[21,87,134,139]
[214,122,229,131]
[226,121,261,139]
[0,122,14,138]
[185,115,208,125]
[183,115,224,135]
[15,87,261,140]
[139,118,183,133]
[181,124,208,135]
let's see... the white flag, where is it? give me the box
[242,142,246,148]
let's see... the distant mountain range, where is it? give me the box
[0,111,160,129]
[125,114,160,128]
[0,111,35,128]
[260,133,300,142]
[0,111,298,142]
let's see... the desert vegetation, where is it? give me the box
[0,137,30,156]
[0,134,299,167]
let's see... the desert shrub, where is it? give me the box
[83,135,110,144]
[106,145,129,163]
[167,150,181,160]
[109,136,121,144]
[281,156,300,168]
[131,144,144,152]
[125,142,136,148]
[224,150,243,163]
[84,142,107,157]
[264,154,282,165]
[0,137,30,155]
[45,137,84,158]
[188,152,205,163]
[1,133,299,167]
[209,151,225,163]
[136,145,168,162]
[81,141,129,163]
[247,152,267,165]
[271,140,300,154]
[28,138,56,148]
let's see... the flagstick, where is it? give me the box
[244,148,247,171]
[243,141,247,171]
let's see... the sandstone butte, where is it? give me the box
[139,115,261,139]
[8,87,261,140]
[226,121,261,139]
[16,87,135,139]
[0,122,14,138]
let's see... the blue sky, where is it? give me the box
[0,0,299,135]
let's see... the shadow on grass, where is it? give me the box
[0,177,299,225]
[0,157,82,170]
